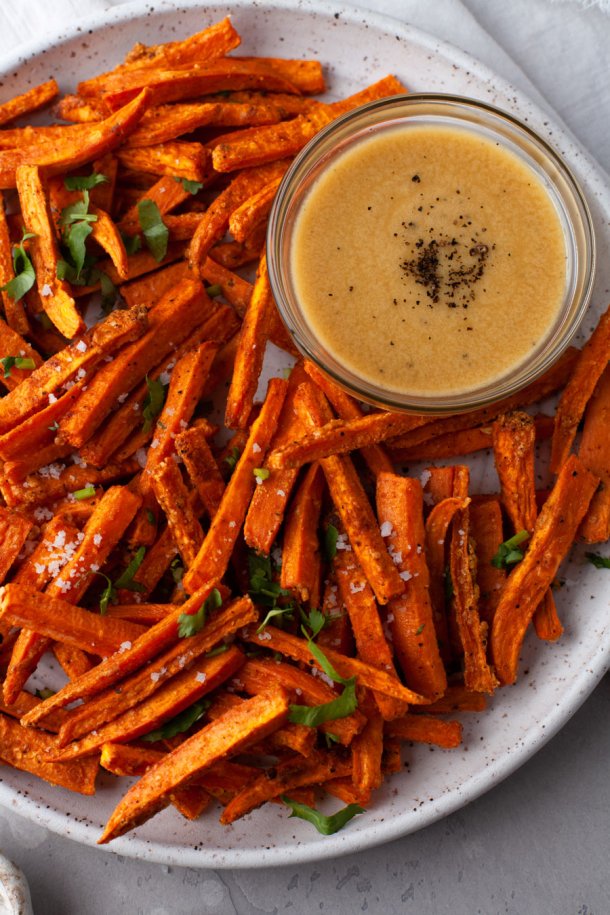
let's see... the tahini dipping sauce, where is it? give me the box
[290,124,567,397]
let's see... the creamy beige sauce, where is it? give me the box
[291,124,567,397]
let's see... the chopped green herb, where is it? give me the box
[288,677,357,727]
[58,189,99,281]
[491,530,530,569]
[178,587,222,638]
[35,687,56,700]
[114,546,146,592]
[205,283,222,298]
[137,198,169,262]
[64,172,108,192]
[95,572,116,615]
[324,524,339,562]
[48,421,60,432]
[99,271,118,314]
[302,608,326,639]
[253,467,270,483]
[0,230,36,302]
[121,232,142,256]
[59,189,98,228]
[146,509,156,525]
[142,376,167,433]
[282,797,365,835]
[223,446,241,473]
[204,643,230,658]
[142,700,209,742]
[176,177,204,195]
[415,623,425,635]
[170,556,184,584]
[585,551,610,569]
[0,356,35,379]
[256,604,294,633]
[324,732,341,747]
[72,486,96,501]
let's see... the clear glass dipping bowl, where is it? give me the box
[266,94,595,414]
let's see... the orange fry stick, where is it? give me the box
[0,79,59,127]
[551,306,610,473]
[118,175,191,235]
[244,625,428,705]
[228,177,282,242]
[0,194,28,334]
[0,317,41,392]
[0,305,148,435]
[0,584,145,657]
[105,603,176,625]
[351,702,383,796]
[98,688,289,843]
[469,500,505,627]
[3,459,138,510]
[116,141,211,183]
[220,751,351,824]
[54,645,245,760]
[491,454,599,684]
[376,473,446,700]
[12,517,80,590]
[175,426,225,519]
[15,164,84,338]
[0,384,82,462]
[0,713,98,795]
[294,381,404,605]
[385,714,463,749]
[150,460,204,568]
[207,690,316,758]
[0,508,33,584]
[53,642,94,680]
[281,463,325,604]
[19,583,236,727]
[0,89,151,189]
[183,378,288,593]
[90,206,128,280]
[414,684,487,714]
[579,364,610,542]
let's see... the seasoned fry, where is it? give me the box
[0,79,59,127]
[281,463,325,603]
[0,509,33,584]
[469,500,505,626]
[150,460,204,567]
[385,714,463,749]
[578,364,610,542]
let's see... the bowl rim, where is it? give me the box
[267,91,597,415]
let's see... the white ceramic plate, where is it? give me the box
[0,0,608,870]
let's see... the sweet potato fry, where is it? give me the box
[20,584,240,727]
[578,364,610,542]
[12,517,80,590]
[0,79,59,127]
[0,713,98,795]
[183,378,288,592]
[376,473,446,700]
[220,751,351,824]
[207,689,316,758]
[469,500,505,627]
[118,175,191,235]
[116,141,211,183]
[150,460,204,568]
[281,463,325,604]
[414,684,487,714]
[3,460,138,510]
[0,384,82,462]
[0,304,147,435]
[15,165,84,338]
[175,426,225,519]
[188,160,290,276]
[54,645,245,760]
[0,194,29,333]
[98,688,289,843]
[228,177,282,242]
[0,89,151,189]
[350,702,384,795]
[90,205,128,280]
[491,454,599,684]
[0,584,144,657]
[244,625,428,705]
[53,642,94,681]
[293,381,404,605]
[0,508,32,586]
[385,714,463,749]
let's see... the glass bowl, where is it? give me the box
[266,93,595,414]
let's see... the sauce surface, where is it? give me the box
[291,124,567,397]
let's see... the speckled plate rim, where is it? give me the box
[0,0,607,870]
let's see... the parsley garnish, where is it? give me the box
[253,467,270,483]
[95,572,116,615]
[146,509,156,526]
[415,623,425,635]
[491,530,530,569]
[223,446,241,474]
[288,620,358,725]
[170,556,184,584]
[204,643,230,658]
[35,687,56,700]
[585,552,610,569]
[205,283,222,298]
[0,230,36,302]
[178,587,222,638]
[175,177,204,195]
[142,376,167,433]
[48,421,60,432]
[137,199,169,262]
[64,172,108,192]
[72,486,96,501]
[281,797,365,835]
[58,188,99,281]
[114,546,146,592]
[324,524,339,561]
[0,356,35,379]
[142,699,209,742]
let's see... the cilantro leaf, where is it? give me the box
[64,220,94,279]
[137,198,169,262]
[94,572,117,615]
[491,530,530,569]
[59,189,98,227]
[324,524,339,562]
[288,677,357,727]
[176,177,204,195]
[99,271,118,314]
[121,232,142,256]
[585,552,610,569]
[114,546,146,592]
[72,486,96,501]
[142,376,167,434]
[204,643,229,658]
[0,230,36,302]
[282,797,365,835]
[304,608,326,639]
[304,634,351,686]
[256,605,294,633]
[170,556,184,584]
[0,356,35,378]
[253,467,270,483]
[35,687,56,700]
[142,699,209,742]
[178,587,222,638]
[223,446,241,474]
[205,283,222,298]
[64,172,109,192]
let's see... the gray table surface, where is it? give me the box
[1,1,609,912]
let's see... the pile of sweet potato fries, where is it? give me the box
[0,17,607,845]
